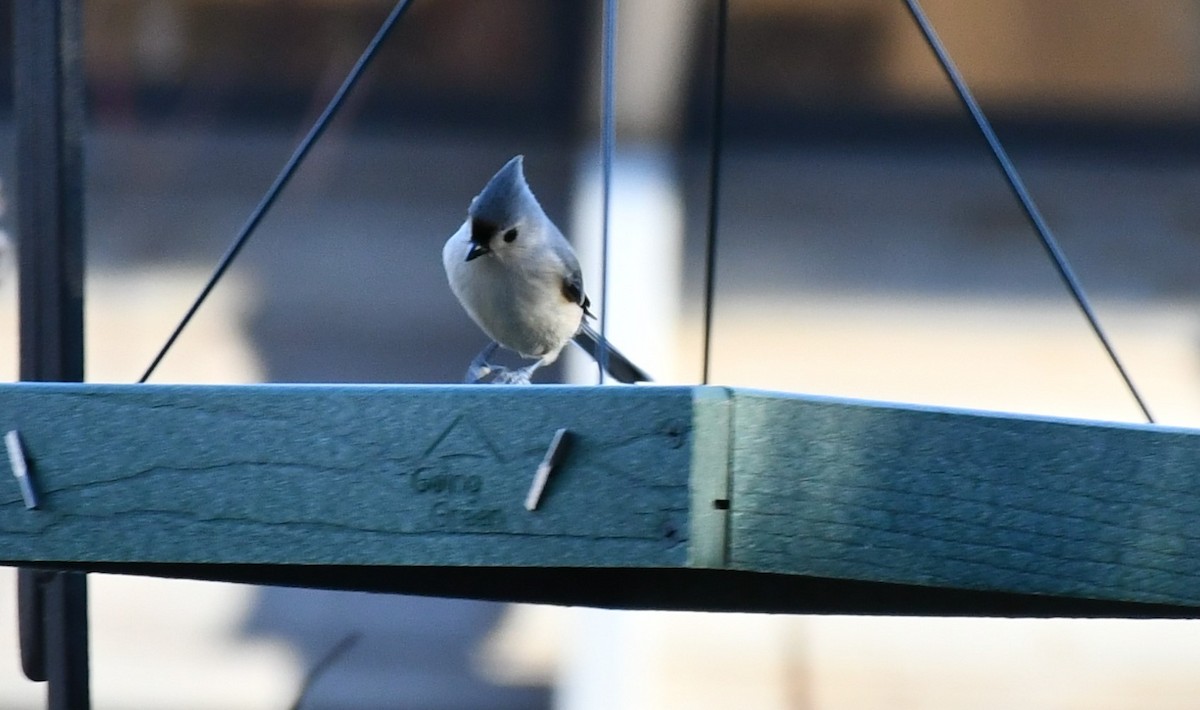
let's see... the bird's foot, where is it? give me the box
[464,342,501,384]
[491,364,537,385]
[466,362,499,383]
[464,342,542,384]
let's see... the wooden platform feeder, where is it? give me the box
[2,383,1197,617]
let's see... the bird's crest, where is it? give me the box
[469,155,529,229]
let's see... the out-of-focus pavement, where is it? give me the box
[2,127,1200,708]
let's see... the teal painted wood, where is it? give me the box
[727,390,1200,607]
[3,383,1200,612]
[0,384,697,568]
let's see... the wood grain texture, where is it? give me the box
[0,384,695,568]
[3,383,1200,614]
[728,390,1200,607]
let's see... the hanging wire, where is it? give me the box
[596,0,618,384]
[138,0,415,383]
[902,0,1154,424]
[701,0,729,386]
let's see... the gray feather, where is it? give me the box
[468,155,530,228]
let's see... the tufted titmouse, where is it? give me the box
[443,155,651,385]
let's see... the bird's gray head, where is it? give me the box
[464,155,542,262]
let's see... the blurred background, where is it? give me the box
[3,0,1200,707]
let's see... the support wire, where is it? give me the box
[701,0,729,385]
[139,0,415,383]
[902,0,1154,423]
[596,0,618,383]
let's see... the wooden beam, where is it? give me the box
[728,391,1200,610]
[0,384,696,568]
[2,383,1199,616]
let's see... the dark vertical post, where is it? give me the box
[13,0,90,708]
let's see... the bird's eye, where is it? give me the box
[503,228,518,243]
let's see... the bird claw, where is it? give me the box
[462,342,540,385]
[466,362,495,383]
[464,342,501,383]
[467,364,534,385]
[492,367,534,385]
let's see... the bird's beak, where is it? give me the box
[465,242,490,262]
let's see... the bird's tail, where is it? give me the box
[574,323,652,384]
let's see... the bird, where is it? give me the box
[443,155,651,385]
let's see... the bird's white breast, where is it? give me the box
[443,222,582,360]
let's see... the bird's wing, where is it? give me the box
[553,233,594,318]
[561,266,594,318]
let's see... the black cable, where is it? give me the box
[596,0,618,384]
[139,0,415,383]
[701,0,729,385]
[902,0,1154,423]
